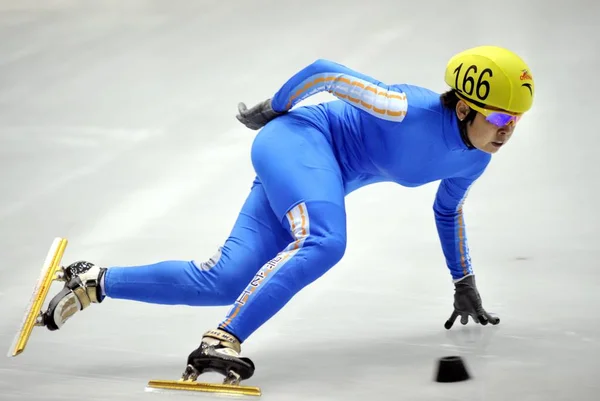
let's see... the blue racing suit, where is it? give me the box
[101,59,491,342]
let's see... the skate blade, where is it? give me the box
[145,379,262,397]
[7,237,68,357]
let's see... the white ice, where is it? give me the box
[0,1,599,400]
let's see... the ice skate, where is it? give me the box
[184,328,256,383]
[7,237,105,357]
[146,329,261,397]
[41,259,106,331]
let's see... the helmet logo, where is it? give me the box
[520,69,532,80]
[520,69,533,96]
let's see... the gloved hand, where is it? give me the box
[444,274,500,329]
[236,98,285,130]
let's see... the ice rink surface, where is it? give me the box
[0,0,598,400]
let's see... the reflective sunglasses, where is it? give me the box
[459,95,523,127]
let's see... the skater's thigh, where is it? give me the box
[250,110,346,223]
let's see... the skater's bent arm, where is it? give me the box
[433,160,490,281]
[271,59,407,122]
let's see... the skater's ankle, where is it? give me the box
[202,328,243,354]
[63,261,106,304]
[215,327,242,344]
[100,269,107,298]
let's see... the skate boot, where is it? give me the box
[42,261,106,331]
[183,328,255,385]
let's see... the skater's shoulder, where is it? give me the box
[392,83,445,111]
[376,83,450,127]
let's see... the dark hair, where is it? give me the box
[440,89,477,129]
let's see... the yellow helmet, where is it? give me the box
[444,45,534,114]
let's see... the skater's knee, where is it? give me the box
[314,232,347,265]
[277,231,346,289]
[293,202,347,265]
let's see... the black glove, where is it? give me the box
[236,98,285,130]
[444,275,500,329]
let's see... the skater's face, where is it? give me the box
[456,100,516,154]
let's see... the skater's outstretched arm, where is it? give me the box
[270,59,405,118]
[236,59,407,129]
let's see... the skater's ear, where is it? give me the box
[455,99,471,121]
[440,89,475,125]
